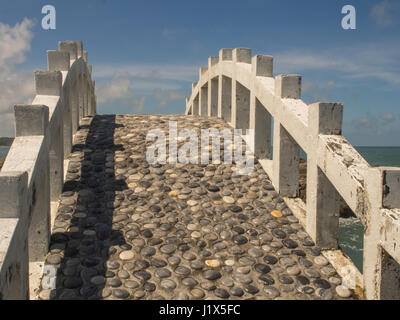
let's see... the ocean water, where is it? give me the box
[339,146,400,273]
[355,146,400,167]
[0,146,9,159]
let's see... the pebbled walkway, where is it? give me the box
[37,114,353,300]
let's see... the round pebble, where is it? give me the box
[336,285,352,298]
[203,269,221,280]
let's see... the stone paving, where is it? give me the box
[37,114,354,300]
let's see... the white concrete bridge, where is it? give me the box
[0,41,399,300]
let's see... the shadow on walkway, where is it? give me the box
[50,115,127,299]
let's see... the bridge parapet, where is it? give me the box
[186,48,400,299]
[0,41,96,299]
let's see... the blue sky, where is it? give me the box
[0,0,399,145]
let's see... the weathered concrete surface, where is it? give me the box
[36,115,352,300]
[186,47,400,299]
[0,40,96,300]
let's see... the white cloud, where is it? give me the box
[302,79,337,103]
[275,42,400,86]
[380,112,395,123]
[370,0,399,26]
[94,63,198,82]
[162,28,188,39]
[96,76,147,112]
[0,18,35,137]
[344,111,400,145]
[94,64,194,113]
[96,77,132,104]
[131,96,145,112]
[131,80,182,92]
[153,88,186,107]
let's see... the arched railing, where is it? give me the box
[0,41,96,299]
[186,48,400,300]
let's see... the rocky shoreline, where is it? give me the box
[298,159,355,218]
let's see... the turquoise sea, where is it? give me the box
[1,145,399,272]
[302,146,400,272]
[0,146,9,159]
[338,146,400,273]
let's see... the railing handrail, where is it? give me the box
[0,40,96,300]
[186,47,400,300]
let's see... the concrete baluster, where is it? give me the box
[306,102,343,249]
[47,50,70,72]
[232,48,251,130]
[75,41,83,59]
[14,104,51,265]
[59,41,79,133]
[272,74,301,197]
[199,67,208,116]
[218,49,233,121]
[250,54,273,158]
[34,71,64,203]
[190,82,198,115]
[0,171,29,300]
[207,56,219,117]
[58,41,78,60]
[47,50,72,157]
[91,80,96,116]
[364,168,400,299]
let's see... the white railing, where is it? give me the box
[186,48,400,300]
[0,41,96,299]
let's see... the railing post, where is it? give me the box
[364,167,400,299]
[380,167,400,299]
[363,168,384,299]
[232,48,251,130]
[75,41,83,59]
[199,67,208,116]
[306,102,343,249]
[218,49,232,121]
[15,104,51,265]
[70,80,79,134]
[47,50,70,71]
[58,41,78,60]
[382,169,400,209]
[272,74,301,197]
[82,74,88,117]
[193,96,199,116]
[208,56,219,117]
[251,54,273,77]
[91,80,96,116]
[59,41,79,132]
[47,50,73,158]
[250,55,273,158]
[35,70,62,97]
[34,71,64,203]
[14,105,49,137]
[78,74,84,121]
[0,171,29,300]
[93,93,97,115]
